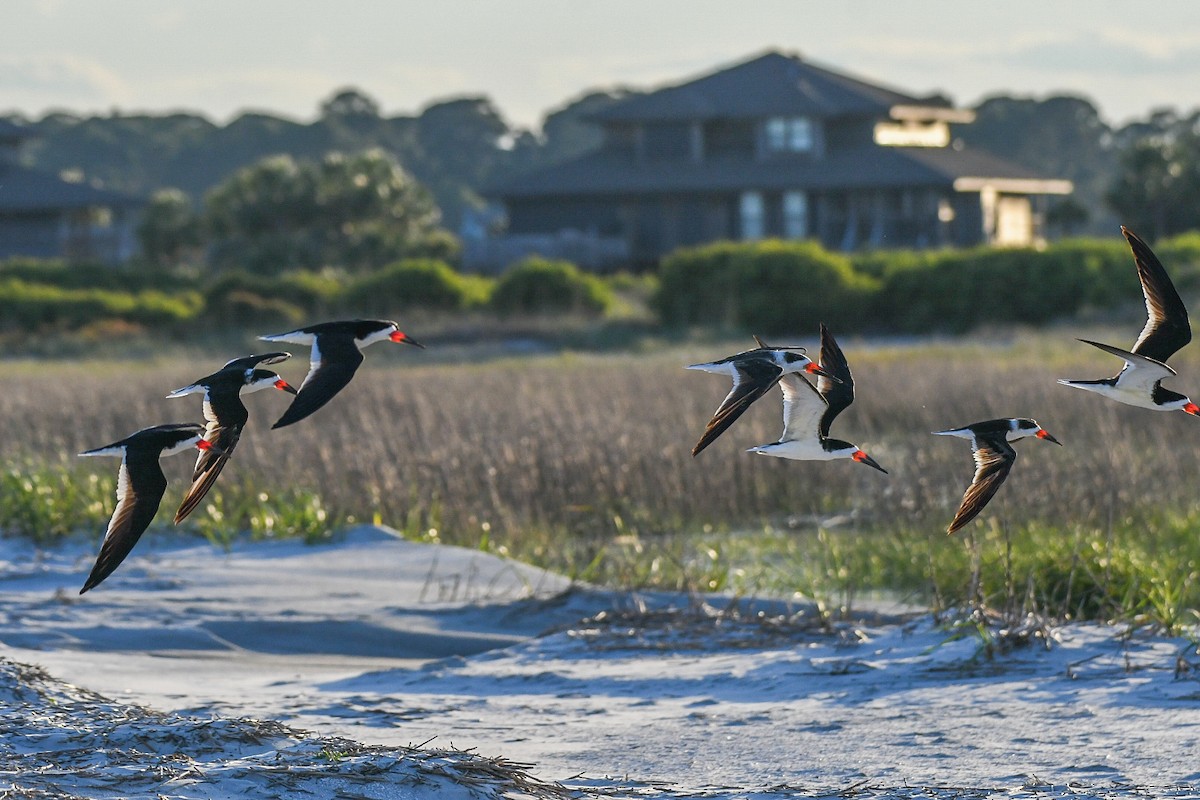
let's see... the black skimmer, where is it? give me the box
[1058,227,1199,415]
[933,418,1061,535]
[688,334,837,456]
[167,352,298,524]
[259,319,424,429]
[78,423,217,594]
[745,324,887,473]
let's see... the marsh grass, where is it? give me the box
[4,327,1200,625]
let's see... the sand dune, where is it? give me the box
[2,527,1199,798]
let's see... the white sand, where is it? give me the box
[2,526,1199,798]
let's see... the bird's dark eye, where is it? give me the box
[783,352,803,364]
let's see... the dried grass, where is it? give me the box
[0,656,572,799]
[4,329,1200,617]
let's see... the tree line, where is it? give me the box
[5,85,1200,259]
[6,87,629,234]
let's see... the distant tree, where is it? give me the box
[961,94,1117,234]
[537,88,640,166]
[320,88,385,139]
[203,150,446,273]
[1044,197,1090,238]
[1107,115,1200,238]
[408,97,513,227]
[137,188,203,267]
[320,88,382,121]
[416,97,509,171]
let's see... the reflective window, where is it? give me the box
[766,117,814,152]
[783,192,808,239]
[740,192,765,240]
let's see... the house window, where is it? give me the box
[740,192,765,240]
[765,116,814,152]
[782,191,808,239]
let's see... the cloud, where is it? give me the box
[822,30,1200,122]
[0,55,131,113]
[1001,32,1200,76]
[835,30,1200,80]
[148,68,343,120]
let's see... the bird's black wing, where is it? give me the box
[175,394,246,524]
[1124,226,1191,363]
[946,433,1016,535]
[816,324,855,438]
[272,334,364,429]
[80,450,167,594]
[220,351,292,371]
[691,358,782,456]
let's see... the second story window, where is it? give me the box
[765,116,814,153]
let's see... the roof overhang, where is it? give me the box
[890,105,976,123]
[953,176,1074,195]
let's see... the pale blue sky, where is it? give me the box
[6,0,1200,129]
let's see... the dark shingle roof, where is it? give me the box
[0,119,30,142]
[491,144,1061,199]
[591,51,944,123]
[0,164,142,212]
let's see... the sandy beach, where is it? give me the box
[3,526,1200,798]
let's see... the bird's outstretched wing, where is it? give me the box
[947,434,1017,535]
[272,337,364,429]
[220,351,292,371]
[815,324,855,438]
[174,400,242,524]
[691,358,782,456]
[1124,226,1191,363]
[80,454,167,594]
[778,372,828,443]
[1076,338,1177,391]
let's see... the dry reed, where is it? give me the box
[3,329,1200,613]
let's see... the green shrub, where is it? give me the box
[874,241,1136,333]
[0,257,196,293]
[275,271,345,315]
[0,279,202,332]
[342,259,489,314]
[201,269,344,321]
[655,239,876,334]
[217,290,304,327]
[1157,232,1200,292]
[489,257,613,316]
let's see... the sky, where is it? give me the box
[6,0,1200,131]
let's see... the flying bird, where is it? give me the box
[259,319,424,429]
[78,423,217,594]
[687,334,837,456]
[1058,226,1199,415]
[167,352,298,524]
[933,418,1061,535]
[746,324,887,473]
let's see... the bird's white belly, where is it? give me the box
[748,439,838,461]
[1061,380,1174,411]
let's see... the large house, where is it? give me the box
[472,51,1072,271]
[0,119,141,264]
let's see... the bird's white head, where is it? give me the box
[245,368,298,395]
[1011,418,1061,445]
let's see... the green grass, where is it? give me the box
[0,460,116,545]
